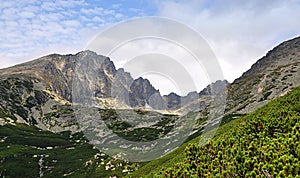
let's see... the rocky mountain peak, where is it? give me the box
[129,77,159,107]
[74,50,104,61]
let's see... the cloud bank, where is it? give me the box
[155,0,300,81]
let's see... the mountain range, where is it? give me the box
[0,36,299,177]
[0,49,228,132]
[1,37,299,132]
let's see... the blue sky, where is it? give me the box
[0,0,156,66]
[1,0,300,94]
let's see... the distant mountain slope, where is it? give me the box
[0,123,139,177]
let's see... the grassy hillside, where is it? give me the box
[131,86,300,177]
[0,122,138,178]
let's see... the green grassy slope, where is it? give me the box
[0,122,138,178]
[0,107,180,177]
[131,86,300,177]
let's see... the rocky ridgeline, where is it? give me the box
[0,50,224,132]
[0,36,299,132]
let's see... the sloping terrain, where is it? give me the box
[132,86,300,177]
[126,36,300,177]
[0,122,139,177]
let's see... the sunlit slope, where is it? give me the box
[132,86,300,177]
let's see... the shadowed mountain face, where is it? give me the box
[0,36,299,133]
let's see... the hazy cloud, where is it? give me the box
[0,0,133,69]
[154,0,300,82]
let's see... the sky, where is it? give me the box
[1,0,300,95]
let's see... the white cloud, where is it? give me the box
[19,11,35,19]
[103,9,115,15]
[108,39,210,95]
[63,20,81,27]
[0,0,129,69]
[92,16,105,23]
[115,13,124,19]
[155,0,300,82]
[5,21,18,27]
[80,7,104,15]
[112,4,122,9]
[86,18,219,95]
[39,13,64,22]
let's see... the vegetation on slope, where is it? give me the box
[99,108,178,142]
[0,122,139,178]
[1,86,299,178]
[156,86,300,177]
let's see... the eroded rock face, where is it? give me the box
[129,77,159,107]
[164,92,181,109]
